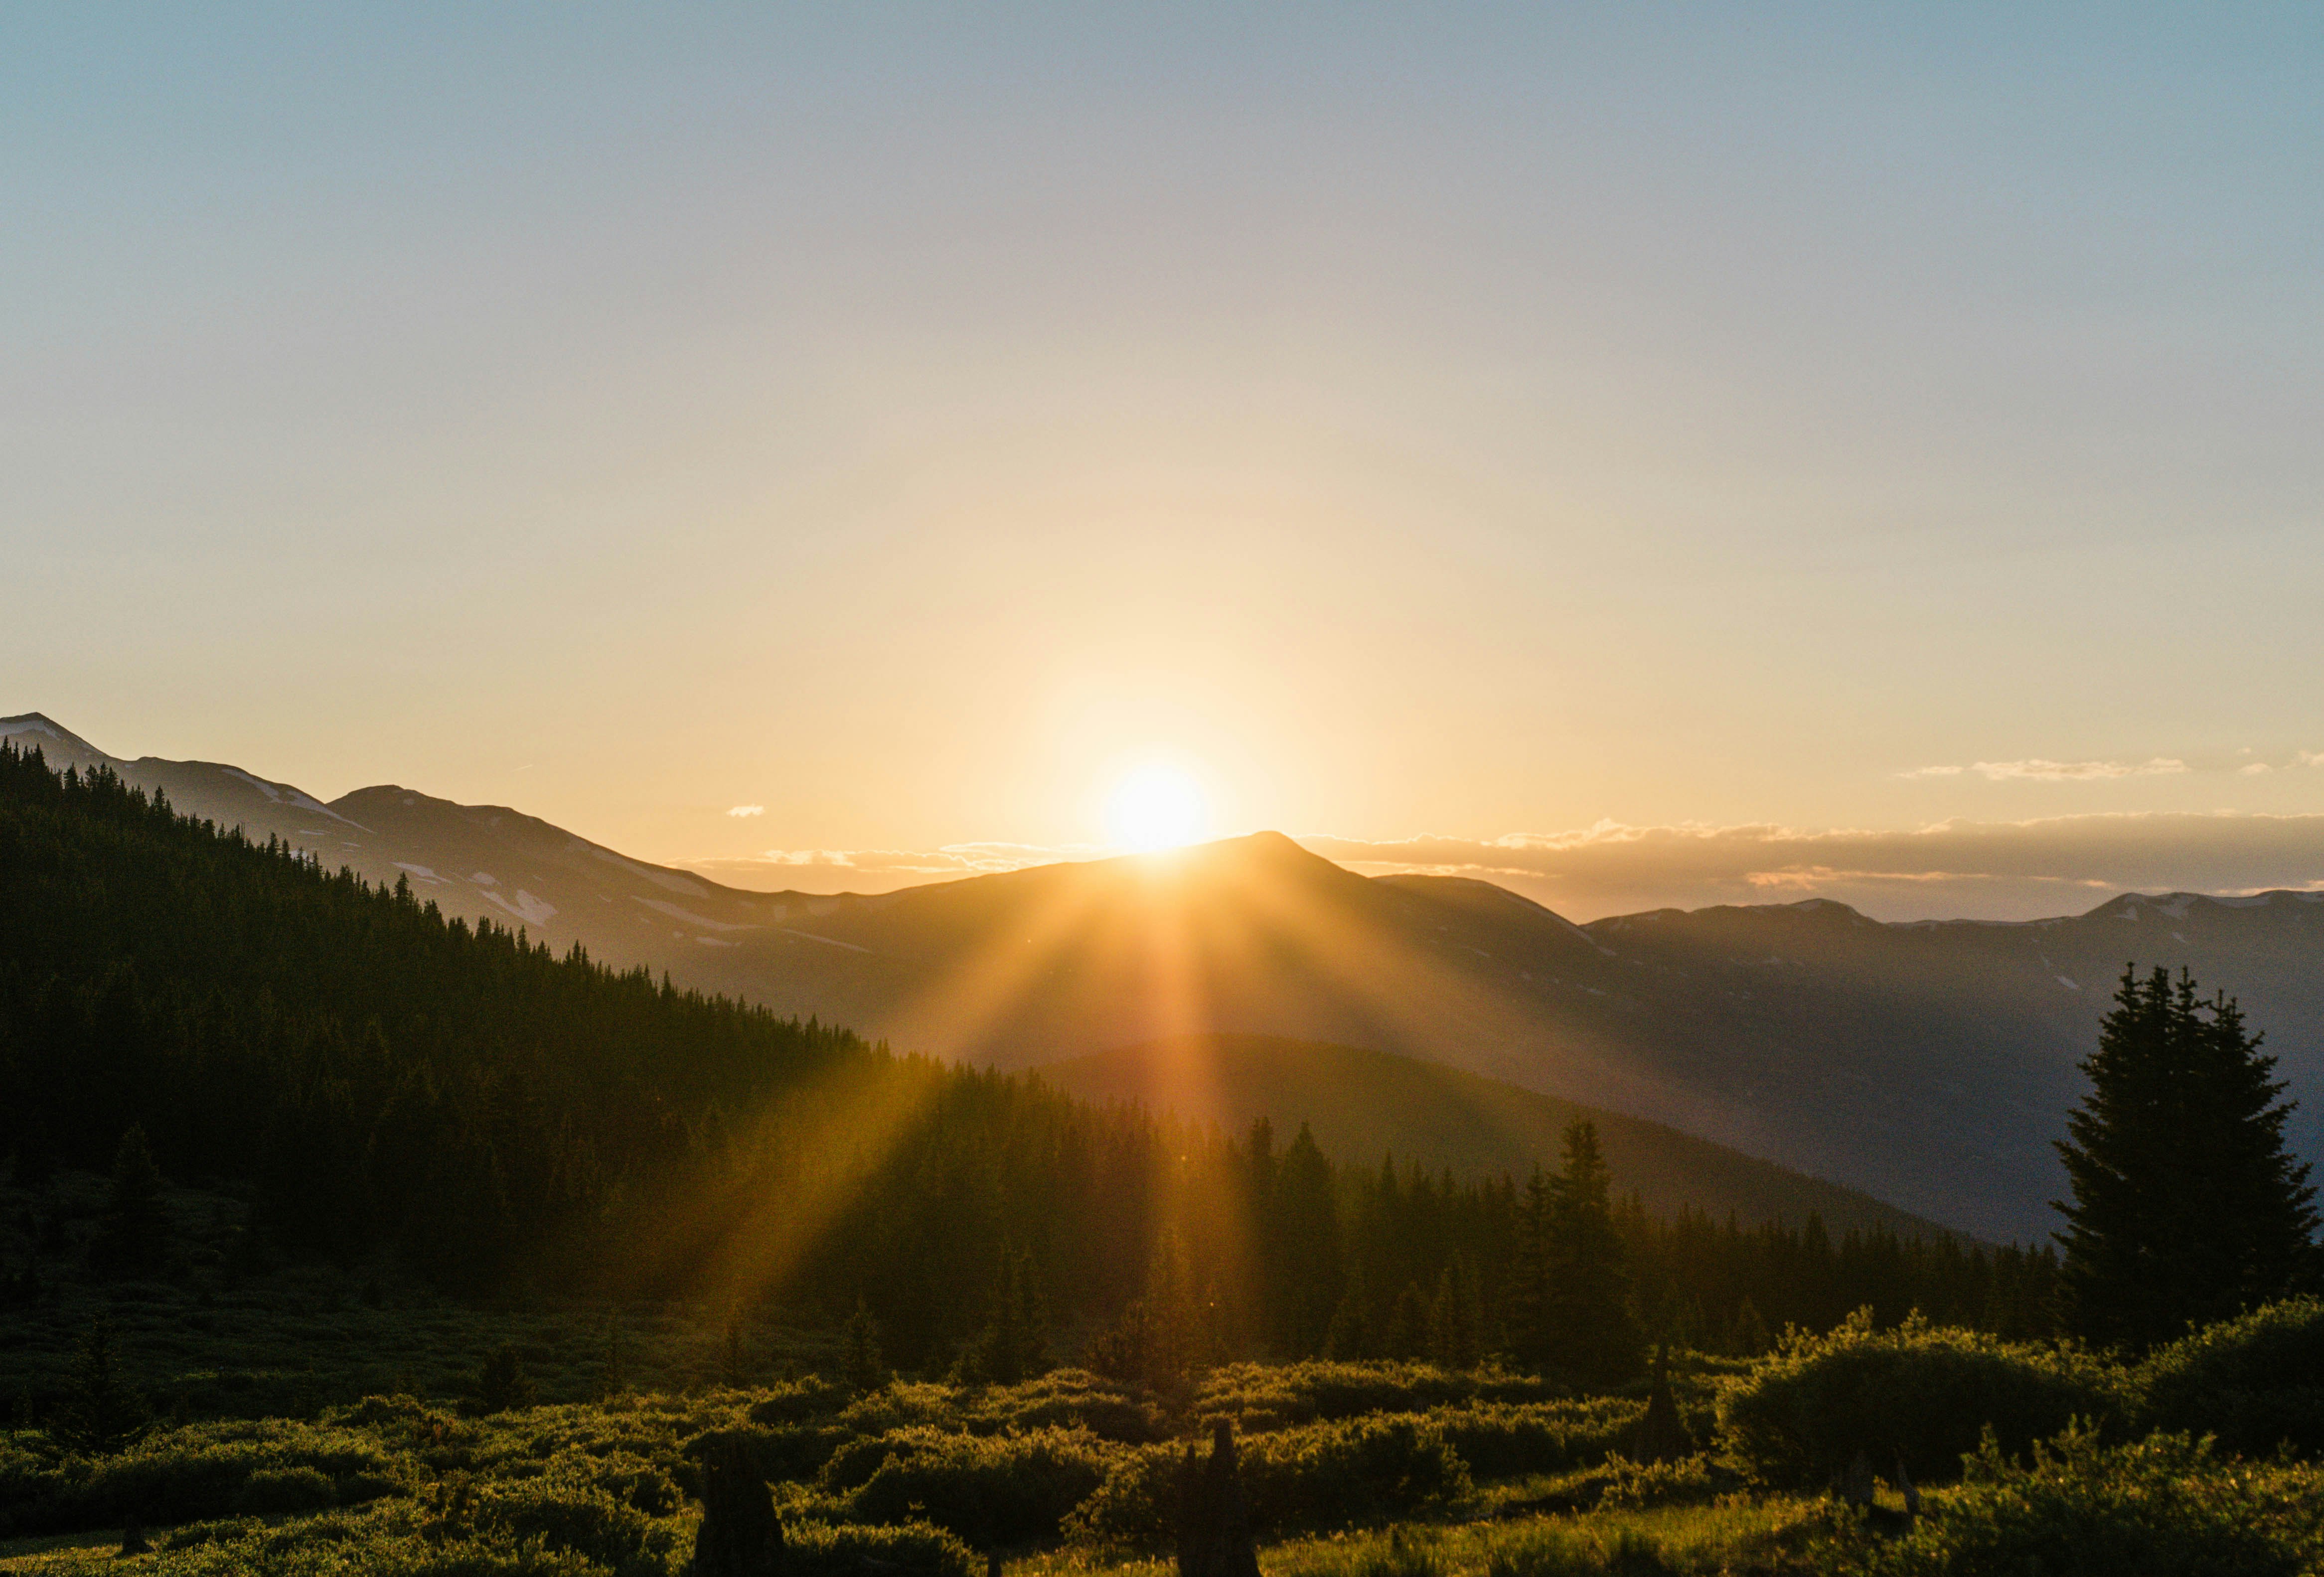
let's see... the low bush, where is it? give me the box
[1430,1399,1644,1478]
[0,1416,404,1536]
[965,1368,1168,1443]
[2138,1296,2324,1458]
[1195,1362,1563,1433]
[838,1426,1118,1545]
[1835,1424,2324,1577]
[1716,1310,2127,1487]
[1069,1416,1472,1551]
[745,1376,852,1427]
[469,1472,680,1577]
[785,1519,980,1577]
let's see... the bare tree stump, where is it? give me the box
[1177,1421,1259,1577]
[690,1433,783,1577]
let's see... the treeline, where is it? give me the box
[0,743,2051,1372]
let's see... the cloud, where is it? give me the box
[2240,762,2273,776]
[1297,813,2324,922]
[726,805,765,818]
[1905,758,2189,782]
[2302,751,2324,768]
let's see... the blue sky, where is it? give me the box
[7,5,2324,915]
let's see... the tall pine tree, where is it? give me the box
[2055,966,2319,1347]
[1544,1120,1642,1382]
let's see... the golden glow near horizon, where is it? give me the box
[1106,761,1212,852]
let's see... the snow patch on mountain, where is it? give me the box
[481,888,557,927]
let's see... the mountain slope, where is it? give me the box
[1039,1033,1960,1240]
[0,713,815,963]
[17,713,2324,1242]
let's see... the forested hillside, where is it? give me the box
[0,745,2049,1371]
[1041,1035,1951,1241]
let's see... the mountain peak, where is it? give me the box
[0,713,113,764]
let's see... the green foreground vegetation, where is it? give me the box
[11,1295,2324,1575]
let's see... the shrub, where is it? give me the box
[1069,1416,1472,1551]
[1194,1362,1562,1433]
[2139,1296,2324,1458]
[745,1377,851,1427]
[1430,1400,1643,1479]
[1717,1310,2127,1487]
[237,1464,337,1513]
[838,1426,1117,1546]
[967,1369,1168,1443]
[1589,1452,1726,1512]
[0,1417,403,1535]
[472,1475,679,1577]
[785,1519,979,1577]
[760,1423,851,1483]
[1835,1424,2324,1577]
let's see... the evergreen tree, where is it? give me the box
[1322,1259,1372,1360]
[473,1344,534,1414]
[721,1309,749,1389]
[1383,1281,1431,1360]
[1269,1125,1343,1356]
[2055,966,2320,1347]
[90,1125,169,1277]
[55,1318,147,1455]
[600,1318,627,1399]
[1506,1164,1555,1365]
[970,1246,1049,1384]
[1427,1253,1480,1369]
[843,1296,885,1393]
[1544,1120,1642,1382]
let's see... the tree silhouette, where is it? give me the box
[55,1318,147,1455]
[2055,966,2319,1347]
[90,1126,169,1277]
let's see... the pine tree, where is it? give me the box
[473,1344,534,1414]
[843,1296,885,1393]
[1506,1164,1555,1365]
[1383,1282,1431,1360]
[970,1247,1048,1384]
[1322,1259,1372,1360]
[1544,1120,1642,1382]
[1428,1253,1480,1369]
[721,1309,749,1389]
[2055,966,2320,1347]
[55,1318,148,1455]
[600,1318,627,1399]
[1724,1296,1771,1357]
[90,1126,169,1278]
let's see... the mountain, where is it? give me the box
[1038,1033,1958,1240]
[0,713,811,961]
[0,748,2027,1361]
[16,712,2324,1242]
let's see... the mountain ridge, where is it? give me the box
[14,711,2324,1241]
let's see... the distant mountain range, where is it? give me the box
[15,710,2324,1242]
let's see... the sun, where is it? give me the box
[1106,762,1211,851]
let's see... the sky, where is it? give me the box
[7,5,2324,921]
